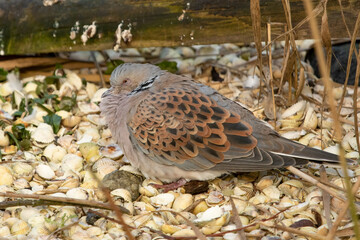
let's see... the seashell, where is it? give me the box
[332,87,344,100]
[278,180,304,196]
[66,187,88,199]
[13,178,30,190]
[100,144,123,159]
[0,165,14,186]
[298,133,316,146]
[92,158,120,177]
[0,226,10,237]
[56,110,72,119]
[280,130,302,140]
[31,123,55,144]
[61,176,80,189]
[201,211,230,234]
[323,145,339,155]
[80,171,98,189]
[78,102,100,114]
[111,188,132,202]
[315,224,328,236]
[348,137,359,151]
[59,81,75,97]
[120,165,142,176]
[57,135,74,149]
[150,193,175,207]
[262,185,281,200]
[303,107,317,130]
[43,143,67,164]
[340,107,353,116]
[20,208,41,222]
[161,224,181,234]
[61,154,84,176]
[86,83,98,100]
[320,117,333,130]
[277,196,298,209]
[336,168,355,178]
[172,228,196,237]
[78,128,101,143]
[36,164,55,180]
[79,142,101,163]
[11,219,31,235]
[206,191,225,205]
[64,69,82,90]
[172,194,193,212]
[194,205,224,225]
[281,101,306,119]
[284,202,309,218]
[256,176,275,190]
[62,116,81,128]
[86,226,102,236]
[176,46,195,58]
[91,88,108,102]
[0,129,10,147]
[1,145,17,155]
[249,193,269,204]
[139,185,158,197]
[345,151,359,159]
[12,163,34,181]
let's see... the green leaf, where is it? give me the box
[104,60,124,74]
[53,95,77,112]
[0,68,7,82]
[43,114,62,134]
[156,61,178,73]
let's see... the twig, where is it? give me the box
[273,224,326,240]
[91,51,106,88]
[286,166,348,203]
[326,176,360,239]
[0,192,129,213]
[230,197,247,240]
[46,220,80,240]
[267,22,277,128]
[302,0,360,238]
[319,166,332,229]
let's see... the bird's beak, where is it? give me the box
[102,87,113,98]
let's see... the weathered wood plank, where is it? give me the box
[0,0,359,55]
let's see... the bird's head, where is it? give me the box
[102,63,164,98]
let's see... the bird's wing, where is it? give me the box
[127,83,297,171]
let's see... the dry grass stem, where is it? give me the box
[274,224,326,240]
[0,192,129,212]
[230,197,247,240]
[302,0,360,237]
[320,166,332,229]
[326,176,360,239]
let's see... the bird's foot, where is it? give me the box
[151,178,187,192]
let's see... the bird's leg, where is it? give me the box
[151,178,187,192]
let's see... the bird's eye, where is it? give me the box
[122,79,129,84]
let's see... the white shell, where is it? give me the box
[36,164,55,180]
[66,187,88,199]
[150,193,175,207]
[194,205,224,224]
[43,143,67,163]
[31,123,55,144]
[78,102,100,114]
[0,166,14,186]
[111,188,132,202]
[0,129,10,147]
[282,101,306,119]
[91,88,108,102]
[64,69,82,90]
[100,144,123,159]
[61,154,84,176]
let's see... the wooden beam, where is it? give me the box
[0,0,359,55]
